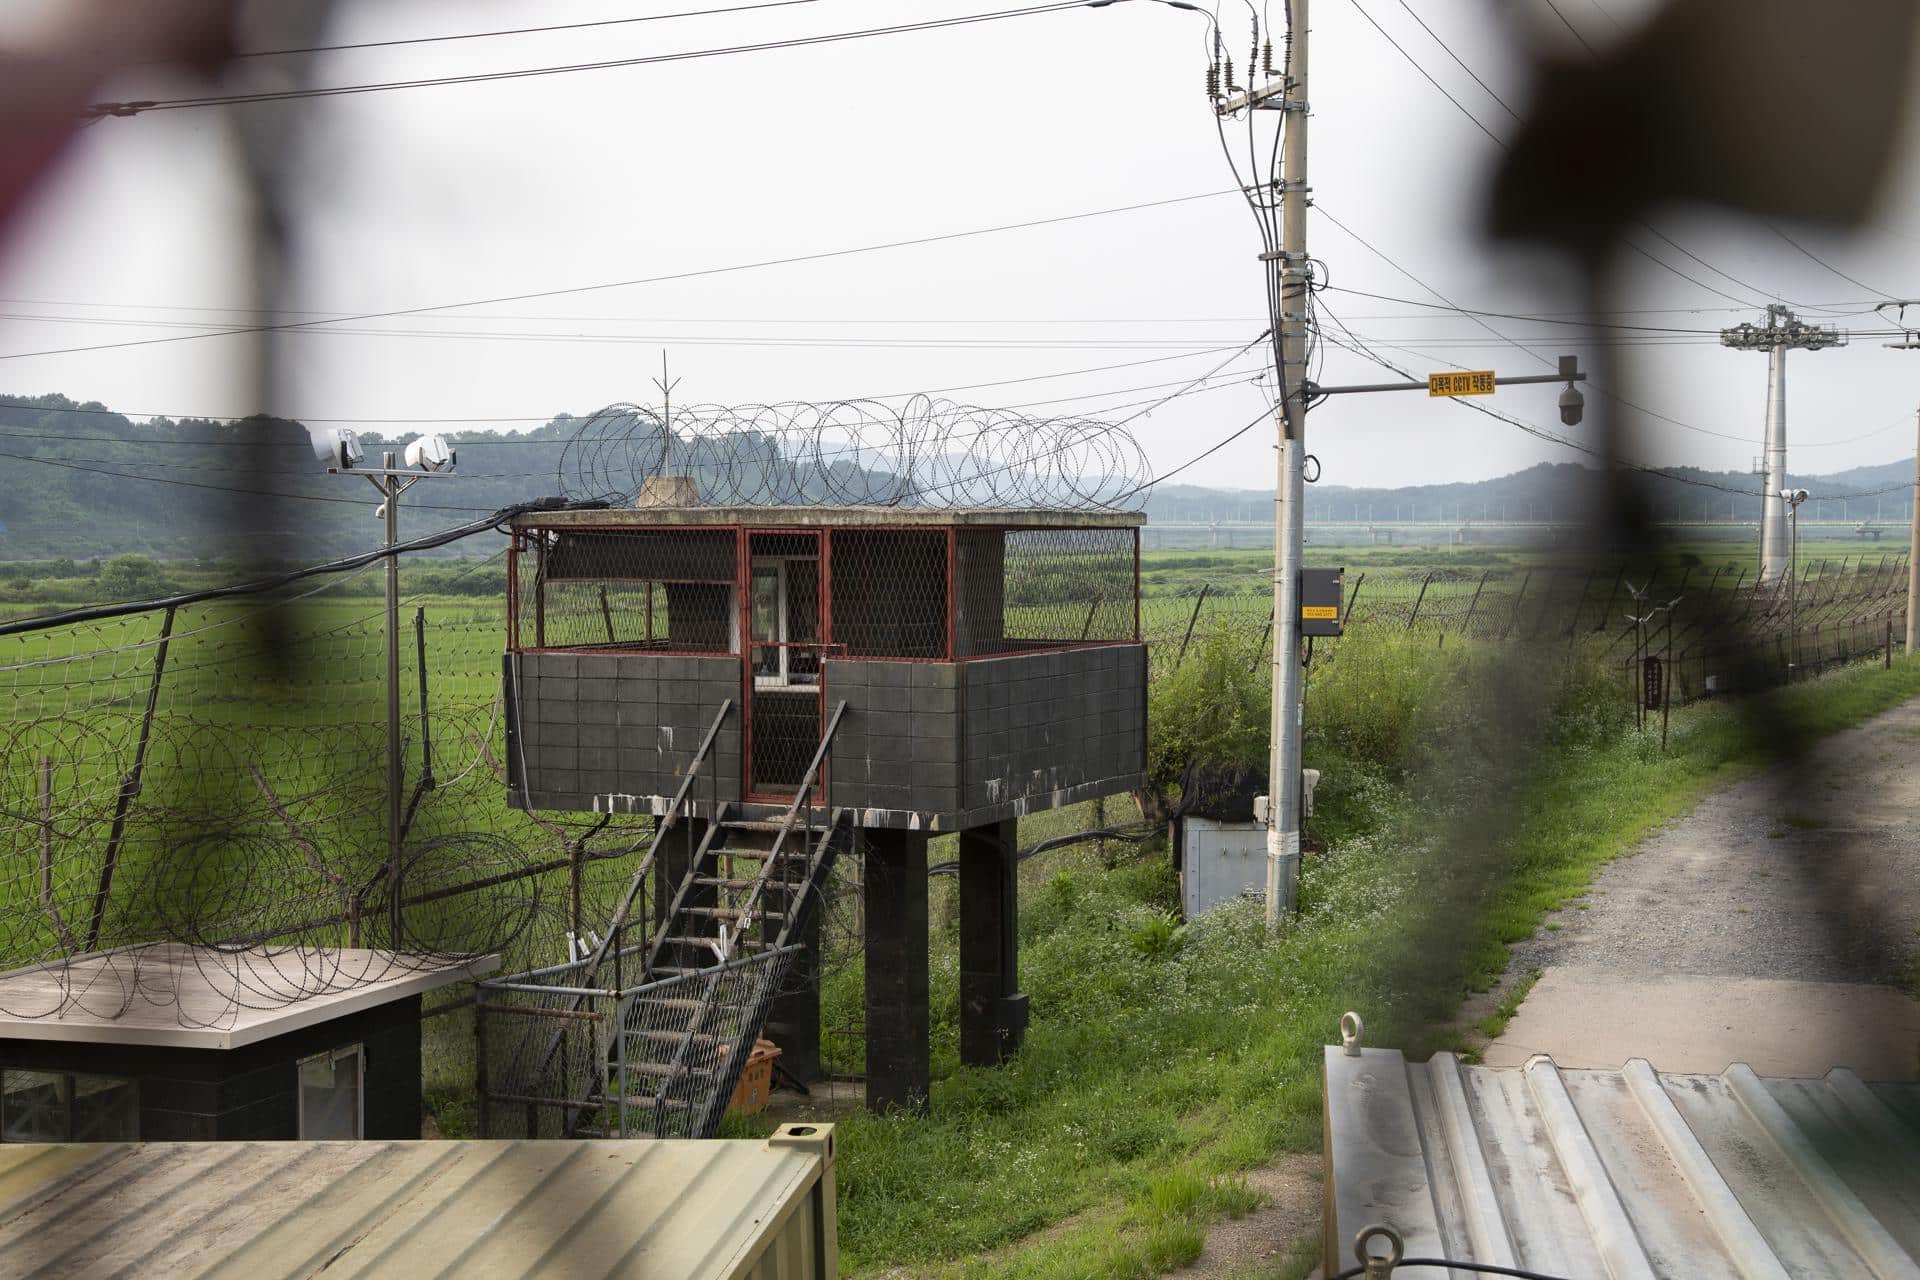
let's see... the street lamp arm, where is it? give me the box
[1305,369,1589,396]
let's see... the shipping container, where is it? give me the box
[0,1122,837,1279]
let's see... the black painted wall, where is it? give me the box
[507,651,741,814]
[508,646,1144,829]
[827,644,1146,828]
[0,996,423,1141]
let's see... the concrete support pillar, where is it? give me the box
[959,819,1026,1067]
[651,817,715,936]
[862,827,929,1114]
[763,893,821,1083]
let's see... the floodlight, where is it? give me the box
[307,425,363,469]
[1781,488,1809,506]
[405,433,455,471]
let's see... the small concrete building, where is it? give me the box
[502,505,1147,1110]
[0,945,494,1142]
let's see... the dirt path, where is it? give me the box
[1482,694,1920,1080]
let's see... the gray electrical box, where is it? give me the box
[1300,567,1344,637]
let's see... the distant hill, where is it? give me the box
[3,391,1913,560]
[1145,458,1918,525]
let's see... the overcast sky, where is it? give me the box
[2,0,1917,493]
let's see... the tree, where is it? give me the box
[95,554,175,601]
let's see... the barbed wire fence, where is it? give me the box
[1146,554,1912,708]
[2,534,1908,1111]
[0,555,662,1034]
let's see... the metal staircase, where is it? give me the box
[587,795,852,1138]
[479,698,847,1140]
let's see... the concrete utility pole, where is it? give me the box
[1210,0,1309,929]
[1910,406,1920,654]
[1720,306,1845,581]
[1885,318,1920,653]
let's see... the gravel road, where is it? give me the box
[1483,693,1920,1079]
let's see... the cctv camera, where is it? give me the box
[307,426,364,469]
[1558,383,1584,427]
[405,433,454,471]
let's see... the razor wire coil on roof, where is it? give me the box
[556,395,1153,510]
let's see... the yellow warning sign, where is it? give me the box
[1428,370,1496,397]
[1301,605,1338,620]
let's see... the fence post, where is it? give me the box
[1460,571,1489,639]
[86,604,177,952]
[1594,567,1625,633]
[1343,572,1367,623]
[39,756,76,953]
[1406,572,1434,631]
[475,995,490,1137]
[1175,584,1211,668]
[1503,570,1533,640]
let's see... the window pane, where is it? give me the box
[2,1071,70,1143]
[750,567,780,642]
[71,1075,138,1142]
[299,1048,361,1140]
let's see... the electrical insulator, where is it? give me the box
[1225,54,1236,93]
[1206,63,1220,98]
[1263,40,1273,75]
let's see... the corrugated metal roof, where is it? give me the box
[1324,1045,1920,1279]
[0,1125,835,1279]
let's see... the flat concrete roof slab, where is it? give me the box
[512,504,1144,529]
[0,944,498,1049]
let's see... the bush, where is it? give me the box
[94,554,175,601]
[1146,629,1269,813]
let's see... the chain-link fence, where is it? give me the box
[1143,555,1912,705]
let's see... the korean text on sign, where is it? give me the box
[1427,370,1497,397]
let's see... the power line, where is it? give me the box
[223,0,826,60]
[1319,285,1898,331]
[1316,327,1758,496]
[0,447,499,512]
[0,188,1238,365]
[87,1,1107,117]
[0,310,1244,351]
[1338,0,1807,309]
[1538,0,1599,56]
[0,503,564,639]
[0,344,1260,441]
[1761,223,1894,299]
[1312,204,1771,445]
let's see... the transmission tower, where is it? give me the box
[1720,305,1845,581]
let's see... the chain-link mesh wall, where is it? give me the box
[512,527,737,653]
[828,529,948,659]
[956,527,1138,657]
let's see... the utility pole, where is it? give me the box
[1910,405,1920,654]
[316,431,457,947]
[1885,314,1920,653]
[1720,306,1844,581]
[1211,0,1309,929]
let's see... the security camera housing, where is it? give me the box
[1558,383,1584,426]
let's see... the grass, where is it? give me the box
[808,646,1920,1277]
[10,551,1920,1275]
[1475,968,1542,1039]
